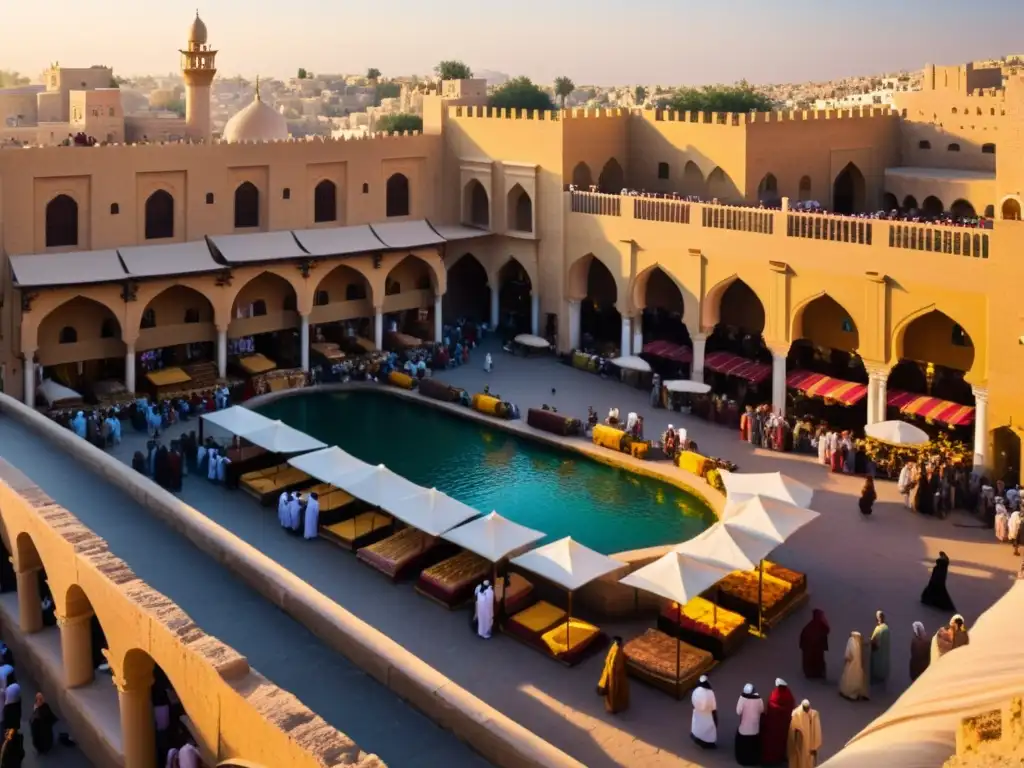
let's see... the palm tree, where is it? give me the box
[554,76,575,108]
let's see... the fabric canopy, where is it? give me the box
[723,496,820,544]
[36,379,83,407]
[288,446,372,486]
[719,470,815,508]
[511,537,622,591]
[610,356,652,373]
[822,581,1024,768]
[393,487,482,537]
[513,334,550,349]
[887,390,975,427]
[786,370,869,406]
[703,351,771,385]
[864,420,930,446]
[200,406,275,436]
[620,551,732,606]
[664,379,712,395]
[236,421,327,455]
[642,340,693,364]
[443,511,546,562]
[673,523,776,572]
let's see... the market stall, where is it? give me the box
[37,379,84,410]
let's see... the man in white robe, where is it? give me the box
[474,581,494,639]
[303,493,320,540]
[690,675,717,748]
[287,494,302,534]
[787,699,822,768]
[207,449,219,481]
[216,454,230,483]
[278,492,290,528]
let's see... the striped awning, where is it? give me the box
[642,340,692,364]
[703,351,771,385]
[887,390,975,427]
[786,370,868,406]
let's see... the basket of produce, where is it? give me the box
[711,569,794,626]
[592,424,629,452]
[658,597,748,659]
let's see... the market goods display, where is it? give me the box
[418,377,463,403]
[572,351,600,372]
[592,424,631,453]
[623,629,716,698]
[713,569,793,625]
[527,408,583,437]
[763,561,807,597]
[658,597,748,659]
[471,393,511,418]
[387,371,415,390]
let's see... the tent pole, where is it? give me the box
[199,417,204,443]
[757,559,764,637]
[676,605,682,697]
[566,590,573,651]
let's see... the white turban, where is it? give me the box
[743,683,753,695]
[801,699,811,708]
[699,675,708,683]
[776,678,787,687]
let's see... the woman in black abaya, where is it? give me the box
[921,551,956,612]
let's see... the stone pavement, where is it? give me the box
[15,337,1020,768]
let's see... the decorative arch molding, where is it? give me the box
[444,250,498,288]
[788,290,864,344]
[372,251,446,301]
[566,252,626,303]
[462,178,491,229]
[699,274,770,333]
[890,302,983,376]
[495,251,539,291]
[22,290,128,353]
[128,278,228,340]
[225,266,310,317]
[629,262,697,321]
[311,260,377,305]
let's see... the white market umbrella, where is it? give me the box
[864,420,930,447]
[610,356,652,373]
[620,552,733,682]
[443,511,546,563]
[513,334,550,349]
[393,487,481,537]
[719,470,815,509]
[664,379,712,395]
[237,420,328,454]
[674,523,776,572]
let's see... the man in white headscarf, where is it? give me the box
[287,493,302,535]
[278,491,290,528]
[787,699,822,768]
[735,683,763,765]
[206,448,219,481]
[839,630,868,700]
[690,675,717,749]
[303,492,320,540]
[474,581,494,639]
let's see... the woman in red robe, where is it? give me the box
[760,679,795,766]
[799,609,830,679]
[739,406,753,441]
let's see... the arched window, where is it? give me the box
[386,173,410,217]
[58,326,77,344]
[385,279,401,295]
[345,283,366,301]
[184,308,200,323]
[918,140,931,149]
[251,299,267,317]
[141,309,156,329]
[1003,198,1022,221]
[314,290,329,306]
[984,204,995,218]
[100,319,118,339]
[234,182,260,228]
[144,190,174,240]
[982,143,995,155]
[947,143,961,152]
[205,192,215,205]
[507,184,533,232]
[45,194,78,248]
[282,188,291,200]
[314,180,337,223]
[798,176,812,200]
[657,162,670,180]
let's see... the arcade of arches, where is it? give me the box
[442,253,539,337]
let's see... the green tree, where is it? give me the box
[373,81,401,106]
[297,68,307,79]
[634,85,648,105]
[0,71,29,88]
[488,77,555,113]
[553,76,575,108]
[663,81,773,113]
[435,60,473,81]
[375,113,423,134]
[166,99,186,118]
[366,67,381,81]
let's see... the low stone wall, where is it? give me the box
[0,393,584,768]
[0,455,378,768]
[248,382,728,618]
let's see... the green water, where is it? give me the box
[258,391,715,554]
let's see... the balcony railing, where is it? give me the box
[566,190,994,261]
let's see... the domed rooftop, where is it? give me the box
[188,12,208,45]
[222,82,289,144]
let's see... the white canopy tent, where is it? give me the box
[199,406,274,438]
[239,420,328,455]
[36,379,83,407]
[663,379,712,395]
[864,420,930,446]
[513,334,550,349]
[723,496,820,543]
[610,356,652,373]
[393,487,482,537]
[673,523,776,572]
[719,470,815,508]
[287,446,373,487]
[442,511,545,562]
[511,537,623,591]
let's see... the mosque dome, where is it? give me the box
[222,88,289,143]
[188,13,208,45]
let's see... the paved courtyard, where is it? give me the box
[10,337,1019,768]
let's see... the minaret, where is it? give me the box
[180,10,217,142]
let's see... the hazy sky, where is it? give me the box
[4,0,1023,86]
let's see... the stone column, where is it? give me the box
[58,612,95,687]
[489,286,500,330]
[530,293,540,336]
[771,352,787,417]
[22,357,34,408]
[973,387,989,471]
[620,316,632,356]
[216,328,228,380]
[690,333,707,382]
[16,568,42,634]
[373,308,384,350]
[433,295,443,341]
[567,300,581,351]
[125,345,136,393]
[632,318,644,358]
[117,674,156,768]
[866,368,888,425]
[299,315,310,372]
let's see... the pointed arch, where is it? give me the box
[950,199,975,218]
[443,253,490,323]
[680,161,705,198]
[631,264,689,317]
[567,253,624,303]
[790,292,860,353]
[597,158,624,192]
[882,192,898,211]
[234,182,260,228]
[45,194,79,248]
[706,166,735,201]
[903,195,919,211]
[922,195,944,217]
[314,179,338,223]
[892,305,976,373]
[385,253,438,295]
[567,254,621,346]
[136,285,217,350]
[571,162,593,188]
[798,176,812,201]
[498,257,533,334]
[463,179,489,228]
[507,183,533,233]
[701,276,766,335]
[832,162,865,214]
[144,189,175,240]
[386,173,410,217]
[309,263,373,324]
[1001,197,1021,221]
[36,295,126,365]
[229,270,300,335]
[757,173,779,203]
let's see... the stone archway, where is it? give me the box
[706,167,735,201]
[314,180,338,223]
[119,647,191,768]
[633,265,691,348]
[234,182,260,229]
[702,276,768,361]
[497,258,533,335]
[13,532,45,634]
[463,179,490,228]
[507,184,533,233]
[922,195,944,217]
[443,253,490,323]
[680,162,705,198]
[386,173,410,217]
[903,195,919,211]
[1002,197,1022,221]
[136,285,217,358]
[144,190,175,240]
[571,162,593,188]
[757,173,780,204]
[60,583,109,688]
[573,256,620,348]
[950,199,976,219]
[895,308,975,375]
[788,293,866,391]
[597,158,624,192]
[832,163,866,214]
[45,193,79,248]
[35,296,127,390]
[882,192,898,211]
